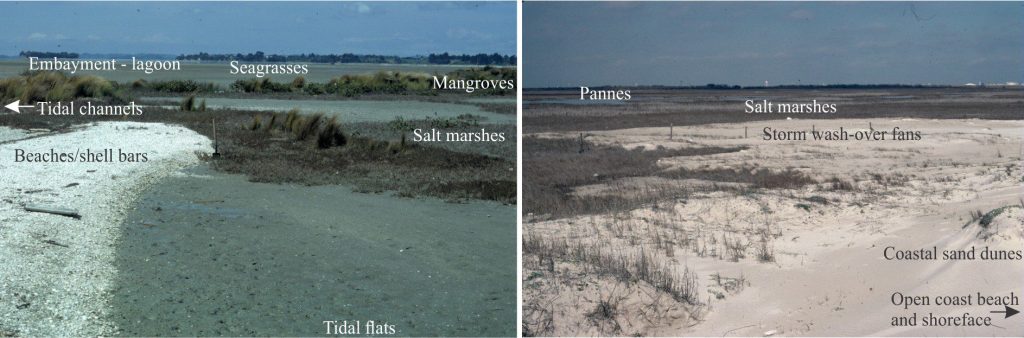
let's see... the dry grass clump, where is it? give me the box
[179,95,208,112]
[722,235,749,262]
[755,233,775,262]
[522,301,555,337]
[290,76,305,89]
[0,71,126,104]
[248,111,348,149]
[293,113,322,141]
[317,116,347,149]
[826,176,856,191]
[868,171,909,189]
[711,272,747,295]
[180,95,196,111]
[586,291,624,334]
[523,235,701,305]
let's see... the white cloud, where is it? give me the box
[26,33,66,41]
[142,34,167,43]
[341,2,379,16]
[357,3,371,14]
[788,9,814,20]
[447,28,492,41]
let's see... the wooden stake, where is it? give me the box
[212,118,221,158]
[578,132,585,153]
[25,205,80,219]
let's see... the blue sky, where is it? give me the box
[525,2,1024,87]
[0,1,516,56]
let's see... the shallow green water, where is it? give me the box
[109,166,515,336]
[146,97,515,123]
[461,97,517,104]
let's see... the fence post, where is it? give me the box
[578,132,584,153]
[212,118,220,158]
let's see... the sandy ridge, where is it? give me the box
[0,122,211,336]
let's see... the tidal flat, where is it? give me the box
[110,165,516,336]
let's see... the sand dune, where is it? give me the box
[523,118,1024,336]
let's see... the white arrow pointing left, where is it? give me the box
[4,100,35,114]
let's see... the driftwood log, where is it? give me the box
[25,205,81,219]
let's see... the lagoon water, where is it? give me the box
[145,97,515,123]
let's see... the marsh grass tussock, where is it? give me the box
[180,94,196,111]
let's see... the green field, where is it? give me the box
[0,60,478,87]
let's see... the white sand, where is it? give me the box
[0,126,32,144]
[0,122,211,336]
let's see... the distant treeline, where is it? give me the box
[19,51,79,59]
[14,50,517,65]
[701,83,953,89]
[530,83,958,90]
[174,52,515,65]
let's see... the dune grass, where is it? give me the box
[523,234,701,305]
[0,71,127,104]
